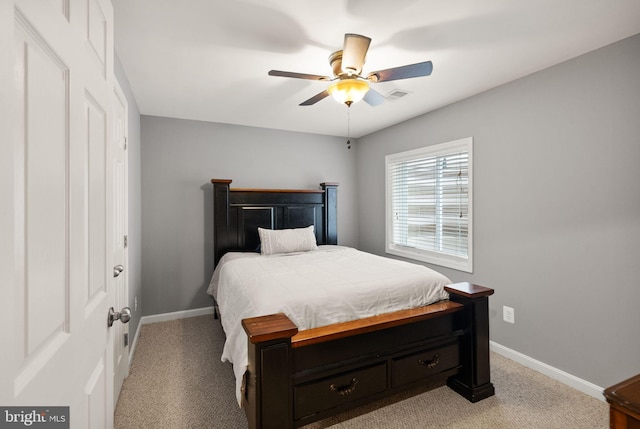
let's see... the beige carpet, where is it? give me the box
[115,315,608,428]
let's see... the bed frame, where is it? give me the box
[211,179,495,429]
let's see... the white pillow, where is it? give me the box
[258,226,318,255]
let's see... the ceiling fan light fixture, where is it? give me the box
[328,78,370,106]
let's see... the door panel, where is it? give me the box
[87,0,107,76]
[85,356,107,429]
[86,92,108,303]
[17,12,70,363]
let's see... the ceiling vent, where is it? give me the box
[386,89,411,100]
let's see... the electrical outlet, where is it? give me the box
[503,306,515,324]
[134,296,138,312]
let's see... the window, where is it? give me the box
[385,137,472,272]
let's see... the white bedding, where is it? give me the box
[207,245,451,405]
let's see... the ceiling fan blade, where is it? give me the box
[367,61,433,83]
[341,33,371,75]
[269,70,330,81]
[300,90,330,106]
[363,88,386,106]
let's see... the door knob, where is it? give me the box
[113,265,124,277]
[108,306,131,327]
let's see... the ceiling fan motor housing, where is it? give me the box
[329,50,346,76]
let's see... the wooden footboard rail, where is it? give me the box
[241,282,495,429]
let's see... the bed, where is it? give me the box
[210,179,495,429]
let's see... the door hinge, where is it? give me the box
[124,235,128,248]
[124,333,129,347]
[123,136,127,150]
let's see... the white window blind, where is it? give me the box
[385,138,472,272]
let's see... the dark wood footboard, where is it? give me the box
[241,282,494,429]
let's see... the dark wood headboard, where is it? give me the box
[211,179,338,266]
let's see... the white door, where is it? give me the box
[111,81,130,402]
[0,1,120,428]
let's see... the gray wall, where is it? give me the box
[115,56,143,341]
[140,116,358,315]
[357,33,640,388]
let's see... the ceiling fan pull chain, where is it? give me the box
[346,106,351,149]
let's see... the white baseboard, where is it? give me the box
[490,341,604,401]
[128,321,141,364]
[139,306,215,325]
[128,306,215,363]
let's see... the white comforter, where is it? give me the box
[207,246,451,405]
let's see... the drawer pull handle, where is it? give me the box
[330,377,359,396]
[418,354,440,369]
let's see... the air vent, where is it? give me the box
[387,89,411,100]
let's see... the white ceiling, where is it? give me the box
[113,0,640,138]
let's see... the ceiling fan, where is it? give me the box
[268,33,433,107]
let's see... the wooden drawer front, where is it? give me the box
[293,315,455,373]
[392,342,459,388]
[294,363,387,420]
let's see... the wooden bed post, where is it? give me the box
[445,282,496,402]
[211,179,232,266]
[320,182,338,245]
[242,314,299,429]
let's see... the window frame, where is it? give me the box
[385,137,473,273]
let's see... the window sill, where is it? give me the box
[385,246,472,273]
